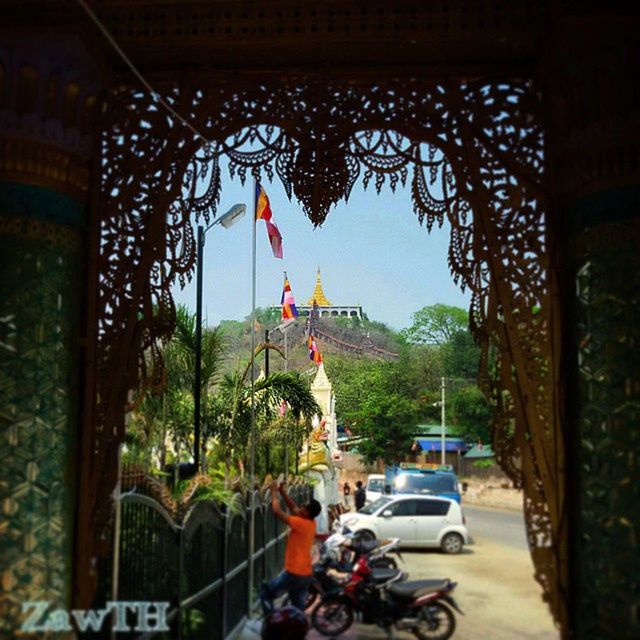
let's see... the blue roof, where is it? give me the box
[416,438,468,453]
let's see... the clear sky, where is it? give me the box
[172,167,470,332]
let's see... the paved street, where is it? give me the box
[463,504,529,550]
[242,505,559,639]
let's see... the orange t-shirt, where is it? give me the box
[284,515,316,576]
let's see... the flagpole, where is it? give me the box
[248,180,257,613]
[283,271,289,483]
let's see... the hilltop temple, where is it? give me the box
[276,268,363,319]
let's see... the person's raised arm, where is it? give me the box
[278,481,301,515]
[270,482,291,525]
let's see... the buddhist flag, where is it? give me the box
[308,335,322,365]
[255,181,283,259]
[255,182,273,221]
[281,274,299,320]
[266,220,283,259]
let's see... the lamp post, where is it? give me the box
[193,203,246,473]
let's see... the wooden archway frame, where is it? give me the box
[76,73,567,629]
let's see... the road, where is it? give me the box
[463,504,529,551]
[242,505,559,639]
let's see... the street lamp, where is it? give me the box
[194,203,246,473]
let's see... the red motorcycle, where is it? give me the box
[311,554,462,640]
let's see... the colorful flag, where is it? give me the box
[281,274,299,320]
[266,220,283,259]
[255,182,272,221]
[255,182,283,259]
[308,335,322,365]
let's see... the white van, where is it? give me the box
[365,474,386,503]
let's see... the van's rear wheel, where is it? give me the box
[353,529,375,543]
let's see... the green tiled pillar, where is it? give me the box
[0,184,84,634]
[0,38,100,634]
[567,189,640,638]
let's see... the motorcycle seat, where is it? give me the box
[387,579,449,600]
[370,568,402,583]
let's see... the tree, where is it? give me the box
[249,306,281,327]
[128,305,226,469]
[215,344,321,479]
[450,386,493,444]
[401,304,468,345]
[325,356,423,465]
[354,393,418,465]
[441,329,480,379]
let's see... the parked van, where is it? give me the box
[365,473,386,503]
[385,463,462,503]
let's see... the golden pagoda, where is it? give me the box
[307,268,332,306]
[271,267,362,319]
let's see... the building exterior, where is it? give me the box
[273,268,363,319]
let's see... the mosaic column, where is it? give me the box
[0,39,100,634]
[545,22,640,639]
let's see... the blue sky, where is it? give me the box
[172,170,469,332]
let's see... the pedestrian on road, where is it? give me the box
[260,481,322,615]
[355,480,366,511]
[343,481,351,508]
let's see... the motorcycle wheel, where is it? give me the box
[371,556,398,569]
[311,597,355,637]
[412,602,456,640]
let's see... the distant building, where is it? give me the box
[272,268,363,320]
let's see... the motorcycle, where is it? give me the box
[311,552,462,640]
[305,529,404,609]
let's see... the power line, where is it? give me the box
[75,0,211,146]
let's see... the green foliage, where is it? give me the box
[129,300,500,482]
[441,330,480,379]
[401,304,468,345]
[181,608,205,633]
[215,346,320,475]
[249,306,281,326]
[355,393,418,465]
[450,386,493,444]
[473,458,495,469]
[218,319,245,339]
[325,356,422,465]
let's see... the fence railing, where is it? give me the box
[106,483,311,640]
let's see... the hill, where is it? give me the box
[217,309,404,375]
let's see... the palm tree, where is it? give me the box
[130,305,226,471]
[167,305,225,468]
[215,343,321,482]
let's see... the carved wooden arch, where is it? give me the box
[77,74,567,629]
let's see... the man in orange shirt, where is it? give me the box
[260,481,321,614]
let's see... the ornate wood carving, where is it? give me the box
[80,74,568,628]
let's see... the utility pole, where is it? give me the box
[441,377,446,466]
